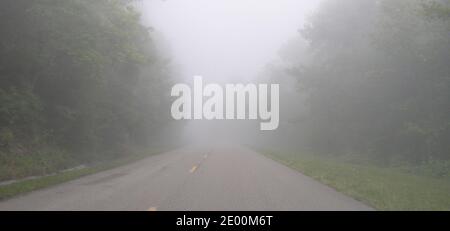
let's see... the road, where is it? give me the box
[0,145,372,211]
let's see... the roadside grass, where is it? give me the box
[0,147,174,200]
[262,150,450,211]
[0,148,79,182]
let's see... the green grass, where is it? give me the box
[0,147,173,200]
[262,150,450,211]
[0,148,79,182]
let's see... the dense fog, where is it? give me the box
[0,0,449,210]
[136,0,450,168]
[136,0,319,144]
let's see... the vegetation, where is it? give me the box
[263,150,450,210]
[270,0,450,167]
[0,147,171,200]
[258,0,450,210]
[0,0,173,182]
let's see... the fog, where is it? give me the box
[0,0,449,211]
[136,0,319,144]
[139,0,318,82]
[135,0,450,165]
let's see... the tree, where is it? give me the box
[273,0,450,165]
[0,0,173,162]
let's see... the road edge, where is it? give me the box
[0,146,179,201]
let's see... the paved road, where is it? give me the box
[0,145,372,210]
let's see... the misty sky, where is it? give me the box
[135,0,320,142]
[139,0,319,83]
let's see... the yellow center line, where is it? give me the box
[189,165,198,173]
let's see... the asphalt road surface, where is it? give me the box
[0,145,373,211]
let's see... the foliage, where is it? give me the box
[0,0,173,180]
[275,0,450,165]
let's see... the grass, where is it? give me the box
[0,148,79,182]
[0,147,173,200]
[262,150,450,211]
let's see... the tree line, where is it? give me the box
[0,0,173,171]
[274,0,449,167]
